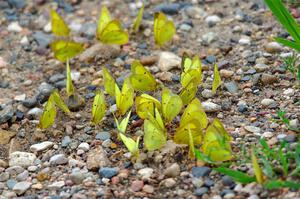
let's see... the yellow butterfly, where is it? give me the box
[39,90,70,129]
[174,98,208,145]
[115,111,131,134]
[132,4,144,32]
[97,6,129,45]
[212,64,221,94]
[39,95,56,129]
[102,66,116,97]
[179,81,198,106]
[180,53,202,87]
[50,8,70,37]
[50,40,84,62]
[119,133,140,158]
[91,90,106,125]
[115,78,134,116]
[144,108,167,151]
[129,60,158,92]
[154,12,176,47]
[136,94,161,119]
[188,126,195,159]
[251,148,264,184]
[201,119,232,162]
[162,87,182,123]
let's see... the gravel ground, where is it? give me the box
[0,0,300,198]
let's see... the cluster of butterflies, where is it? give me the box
[50,5,175,63]
[39,51,232,162]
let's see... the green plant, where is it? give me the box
[275,110,300,132]
[264,0,300,52]
[283,53,300,82]
[214,139,300,189]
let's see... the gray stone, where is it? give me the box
[205,15,221,27]
[202,101,221,113]
[49,74,65,83]
[32,31,53,47]
[164,163,180,177]
[62,136,72,148]
[0,172,9,182]
[30,141,54,152]
[194,187,209,197]
[49,154,68,165]
[191,166,211,178]
[87,146,110,171]
[13,181,31,195]
[16,170,28,181]
[244,126,261,135]
[99,167,118,179]
[202,32,218,44]
[9,152,36,168]
[224,81,239,94]
[6,179,17,190]
[95,131,111,141]
[158,52,181,72]
[27,107,43,119]
[261,99,276,107]
[0,105,14,124]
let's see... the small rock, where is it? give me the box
[49,74,65,83]
[224,81,238,94]
[16,170,29,181]
[138,168,154,179]
[157,71,173,81]
[261,99,276,108]
[99,167,118,179]
[289,119,299,129]
[283,88,294,96]
[202,101,221,113]
[244,126,261,135]
[185,6,207,19]
[202,89,214,98]
[87,146,110,171]
[192,178,204,187]
[79,43,120,62]
[9,152,36,168]
[131,180,144,192]
[202,32,218,44]
[154,3,181,15]
[30,141,54,152]
[163,178,176,188]
[264,42,282,53]
[95,131,111,141]
[62,136,72,148]
[32,31,53,47]
[6,179,17,190]
[13,181,31,195]
[284,134,297,143]
[7,22,22,32]
[194,187,209,197]
[261,74,278,85]
[70,171,85,184]
[48,181,65,189]
[0,172,9,182]
[27,107,43,118]
[0,129,16,145]
[222,176,235,186]
[143,184,154,193]
[66,94,85,111]
[78,142,90,151]
[220,69,234,78]
[14,94,26,101]
[262,131,273,138]
[164,163,180,177]
[254,63,268,72]
[191,167,211,178]
[205,15,221,27]
[158,52,181,72]
[49,154,68,165]
[239,37,251,45]
[0,105,14,124]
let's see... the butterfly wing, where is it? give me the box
[154,12,175,46]
[39,96,57,129]
[102,66,116,97]
[174,121,203,145]
[162,88,182,123]
[136,94,161,119]
[119,78,134,115]
[212,64,221,94]
[91,90,106,124]
[99,20,129,45]
[119,133,139,157]
[97,6,111,38]
[132,4,144,32]
[179,81,198,105]
[51,90,70,114]
[50,9,70,37]
[50,40,84,62]
[130,60,157,92]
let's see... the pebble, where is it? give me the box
[191,166,211,178]
[49,74,65,83]
[163,178,176,188]
[239,37,251,45]
[30,141,54,152]
[62,136,72,147]
[9,152,36,168]
[0,105,14,124]
[49,154,68,165]
[164,163,180,177]
[6,179,17,190]
[283,88,294,96]
[13,181,31,195]
[79,43,120,62]
[48,181,65,189]
[248,195,260,199]
[192,178,204,187]
[138,168,154,179]
[202,89,214,98]
[70,171,85,184]
[224,81,239,94]
[261,99,276,108]
[261,74,278,85]
[32,31,53,47]
[220,69,234,78]
[78,142,90,151]
[202,32,218,44]
[289,119,299,129]
[158,52,181,72]
[262,131,273,138]
[244,126,261,135]
[264,42,282,53]
[254,63,268,72]
[222,176,235,186]
[7,22,22,32]
[205,15,221,27]
[16,170,29,181]
[95,131,111,141]
[27,107,43,118]
[131,180,144,192]
[202,101,222,113]
[185,6,207,19]
[99,167,118,179]
[154,3,181,15]
[86,147,110,171]
[143,184,154,193]
[194,187,209,197]
[180,23,192,32]
[0,172,9,182]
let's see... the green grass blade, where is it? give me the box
[214,167,256,184]
[264,180,300,189]
[275,38,300,52]
[265,0,300,42]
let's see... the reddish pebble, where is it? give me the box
[131,180,144,192]
[111,176,119,185]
